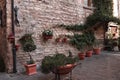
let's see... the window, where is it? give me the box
[84,0,92,6]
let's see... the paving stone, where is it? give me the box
[0,51,120,80]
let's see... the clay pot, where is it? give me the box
[15,44,20,51]
[55,37,61,43]
[62,37,67,43]
[52,64,76,75]
[86,50,93,57]
[78,53,85,60]
[93,48,101,55]
[8,34,15,43]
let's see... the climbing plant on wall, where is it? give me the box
[59,0,120,31]
[93,0,113,16]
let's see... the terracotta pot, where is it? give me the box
[43,35,53,40]
[93,48,101,55]
[15,44,20,51]
[86,50,93,57]
[24,63,37,75]
[8,34,15,43]
[78,53,85,60]
[52,64,76,75]
[62,37,67,43]
[55,37,61,42]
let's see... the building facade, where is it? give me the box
[0,0,119,73]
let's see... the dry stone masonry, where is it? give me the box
[1,0,93,72]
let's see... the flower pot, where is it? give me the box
[43,35,53,40]
[15,44,20,51]
[62,37,67,43]
[93,48,101,55]
[24,63,37,75]
[55,37,61,43]
[86,50,93,57]
[52,64,76,75]
[8,34,15,43]
[78,53,85,60]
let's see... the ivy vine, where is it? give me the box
[59,0,120,31]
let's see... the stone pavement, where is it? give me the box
[0,51,120,80]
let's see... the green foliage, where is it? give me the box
[84,32,95,48]
[86,0,120,28]
[93,0,113,16]
[19,34,34,44]
[23,42,36,52]
[58,0,120,31]
[70,32,95,51]
[42,30,53,36]
[19,33,36,52]
[59,24,87,31]
[85,13,120,27]
[118,37,120,44]
[19,33,36,64]
[41,53,78,74]
[93,39,101,48]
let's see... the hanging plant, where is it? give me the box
[42,29,53,40]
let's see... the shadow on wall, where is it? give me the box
[0,56,5,72]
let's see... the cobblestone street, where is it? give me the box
[0,51,120,80]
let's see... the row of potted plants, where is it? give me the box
[18,31,101,75]
[42,29,68,43]
[78,48,101,60]
[69,31,101,60]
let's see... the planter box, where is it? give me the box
[24,63,37,75]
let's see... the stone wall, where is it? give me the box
[0,0,13,72]
[6,0,93,72]
[0,0,6,71]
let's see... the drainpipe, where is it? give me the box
[11,0,17,73]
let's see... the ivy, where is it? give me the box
[59,0,120,31]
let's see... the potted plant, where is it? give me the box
[70,34,87,60]
[62,37,68,43]
[85,32,95,57]
[55,37,61,43]
[118,37,120,51]
[19,33,37,75]
[77,42,87,60]
[41,52,78,75]
[42,29,53,40]
[93,39,101,55]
